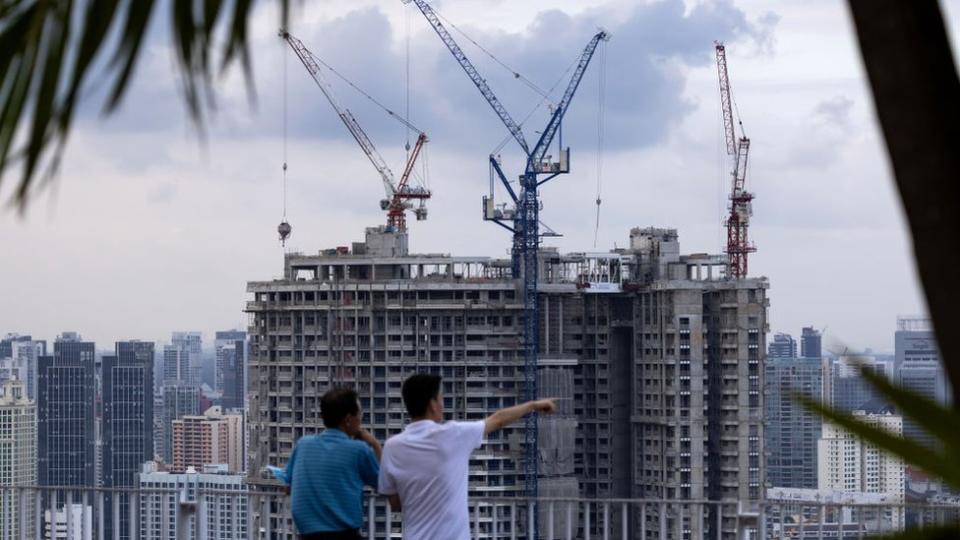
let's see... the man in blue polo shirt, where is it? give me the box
[284,387,381,539]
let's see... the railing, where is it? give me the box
[1,486,959,539]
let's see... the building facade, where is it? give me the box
[894,317,949,448]
[800,327,822,359]
[246,226,769,539]
[214,330,246,401]
[765,357,823,489]
[37,335,96,491]
[829,356,892,413]
[159,384,199,465]
[43,505,93,540]
[0,335,46,400]
[818,412,905,497]
[163,332,202,385]
[0,379,36,539]
[171,406,244,473]
[101,341,155,540]
[138,462,249,539]
[767,333,797,359]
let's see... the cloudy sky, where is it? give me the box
[1,0,957,353]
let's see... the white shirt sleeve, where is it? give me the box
[378,445,397,495]
[450,420,485,456]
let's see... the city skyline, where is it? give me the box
[2,1,958,351]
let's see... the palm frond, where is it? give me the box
[0,0,290,210]
[852,361,960,453]
[799,395,960,489]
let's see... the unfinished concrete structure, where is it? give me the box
[246,226,768,539]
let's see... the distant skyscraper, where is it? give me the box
[214,330,245,392]
[765,356,823,488]
[894,317,948,448]
[162,347,190,384]
[160,383,199,464]
[171,406,244,473]
[830,356,892,413]
[768,333,797,359]
[801,326,822,358]
[0,334,45,400]
[102,341,155,540]
[163,332,202,384]
[215,332,246,409]
[172,332,202,355]
[0,333,32,359]
[0,379,37,539]
[37,334,96,491]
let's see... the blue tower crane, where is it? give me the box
[404,0,609,501]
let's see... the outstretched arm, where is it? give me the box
[484,399,557,434]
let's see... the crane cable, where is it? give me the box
[282,33,289,220]
[430,4,549,99]
[309,51,423,135]
[718,85,726,254]
[405,7,412,154]
[491,53,580,156]
[592,44,606,249]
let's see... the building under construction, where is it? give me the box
[246,225,768,539]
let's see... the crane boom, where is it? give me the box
[530,30,609,169]
[714,41,756,279]
[402,0,529,155]
[283,30,432,231]
[715,42,737,156]
[282,31,397,199]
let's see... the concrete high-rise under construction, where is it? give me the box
[246,226,768,539]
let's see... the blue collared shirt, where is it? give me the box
[285,429,379,533]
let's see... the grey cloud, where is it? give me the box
[147,181,178,205]
[814,95,854,129]
[82,2,776,152]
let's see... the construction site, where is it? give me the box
[247,2,768,539]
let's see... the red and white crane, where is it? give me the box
[715,41,756,279]
[282,30,430,233]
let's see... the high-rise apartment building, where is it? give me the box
[171,406,244,473]
[765,356,823,488]
[894,317,949,448]
[0,379,37,539]
[43,504,93,540]
[246,226,769,539]
[818,412,905,527]
[800,326,822,359]
[37,334,96,491]
[101,341,155,540]
[159,384,199,465]
[138,462,249,539]
[767,333,797,359]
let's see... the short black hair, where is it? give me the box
[402,373,441,417]
[321,387,360,429]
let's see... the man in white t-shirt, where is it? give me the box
[378,373,556,540]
